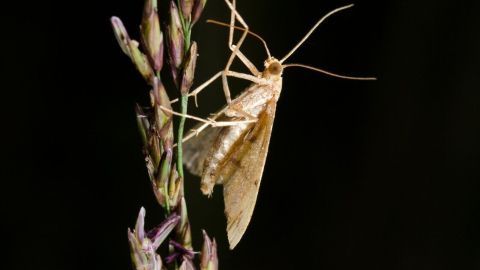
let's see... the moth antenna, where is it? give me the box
[283,63,376,80]
[207,19,272,58]
[280,4,354,64]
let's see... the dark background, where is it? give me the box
[3,0,480,269]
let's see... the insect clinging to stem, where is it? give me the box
[161,0,376,249]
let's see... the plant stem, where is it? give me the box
[176,6,191,182]
[184,30,191,53]
[176,94,188,179]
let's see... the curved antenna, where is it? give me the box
[280,4,354,63]
[283,63,376,80]
[206,19,272,59]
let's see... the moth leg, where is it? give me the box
[180,121,258,146]
[221,0,252,104]
[182,121,215,145]
[170,70,269,106]
[180,113,259,146]
[224,0,259,76]
[171,0,263,107]
[179,110,223,145]
[189,70,267,107]
[159,105,256,127]
[226,106,257,120]
[170,71,223,107]
[230,45,260,76]
[225,70,268,84]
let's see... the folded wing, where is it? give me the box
[219,100,277,249]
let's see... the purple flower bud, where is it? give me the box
[135,207,146,241]
[155,150,172,207]
[141,0,164,72]
[127,208,180,270]
[180,42,197,95]
[152,78,172,123]
[179,259,196,270]
[166,240,196,265]
[180,0,194,20]
[151,78,175,152]
[135,104,150,147]
[176,198,192,249]
[168,166,183,209]
[192,0,207,25]
[111,16,131,56]
[128,40,155,83]
[128,230,163,270]
[111,16,155,84]
[200,230,218,270]
[147,214,181,250]
[167,1,185,83]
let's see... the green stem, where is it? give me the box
[184,29,191,53]
[177,0,191,54]
[176,4,191,180]
[176,94,188,179]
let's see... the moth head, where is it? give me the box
[263,58,283,78]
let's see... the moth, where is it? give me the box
[164,0,376,249]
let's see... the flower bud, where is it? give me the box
[166,240,196,264]
[152,78,171,123]
[180,42,197,95]
[128,40,155,83]
[175,197,192,249]
[179,259,196,270]
[141,0,164,72]
[180,0,194,20]
[200,230,218,270]
[155,150,172,207]
[168,165,183,209]
[111,16,154,84]
[128,208,180,270]
[135,104,150,147]
[147,214,181,250]
[192,0,207,25]
[167,1,184,83]
[111,16,131,56]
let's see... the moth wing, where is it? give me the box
[181,82,267,176]
[221,100,277,249]
[183,122,223,176]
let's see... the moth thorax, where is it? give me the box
[264,58,283,78]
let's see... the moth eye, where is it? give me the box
[268,62,282,75]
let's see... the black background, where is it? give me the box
[3,0,480,269]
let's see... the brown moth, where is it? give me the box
[183,78,280,249]
[166,0,376,249]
